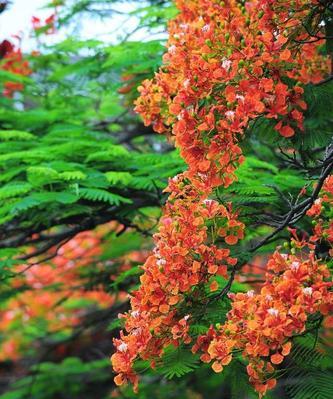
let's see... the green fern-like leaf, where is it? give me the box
[292,334,333,370]
[10,192,78,214]
[79,188,132,205]
[85,145,129,162]
[156,346,200,379]
[129,176,157,191]
[286,370,333,399]
[284,334,333,399]
[27,166,60,182]
[0,130,36,141]
[104,171,133,185]
[0,182,32,200]
[58,171,87,181]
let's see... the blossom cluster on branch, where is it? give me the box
[0,39,31,97]
[0,223,144,362]
[112,0,332,395]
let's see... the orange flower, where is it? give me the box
[114,0,331,394]
[280,49,291,61]
[271,353,284,364]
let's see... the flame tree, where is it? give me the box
[0,1,332,399]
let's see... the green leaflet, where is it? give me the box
[155,346,200,379]
[78,188,132,205]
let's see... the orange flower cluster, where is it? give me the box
[0,39,31,97]
[31,0,62,36]
[307,175,333,256]
[32,14,56,35]
[135,0,328,186]
[112,175,244,390]
[112,0,331,394]
[194,247,333,396]
[0,223,138,361]
[191,175,333,396]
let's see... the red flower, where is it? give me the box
[0,39,14,58]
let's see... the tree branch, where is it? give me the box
[215,140,333,301]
